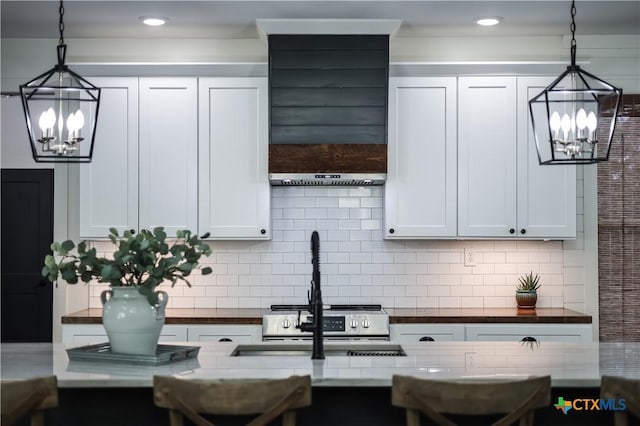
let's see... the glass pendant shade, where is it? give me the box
[19,1,100,163]
[529,65,622,164]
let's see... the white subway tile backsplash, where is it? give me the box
[337,241,360,253]
[87,186,583,310]
[439,297,462,308]
[361,197,383,208]
[239,253,261,264]
[283,208,305,219]
[349,252,372,264]
[328,252,350,263]
[315,219,339,230]
[428,286,451,297]
[227,264,251,275]
[360,219,382,230]
[339,264,361,275]
[438,252,462,264]
[271,264,294,275]
[338,197,360,208]
[361,263,383,274]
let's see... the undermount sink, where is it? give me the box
[231,343,406,357]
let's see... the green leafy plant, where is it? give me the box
[517,271,541,292]
[42,227,212,304]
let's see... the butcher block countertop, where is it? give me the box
[61,307,591,325]
[386,307,592,324]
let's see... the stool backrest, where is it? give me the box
[1,376,58,426]
[601,375,640,426]
[392,374,551,426]
[154,375,311,426]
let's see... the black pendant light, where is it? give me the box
[20,1,100,163]
[528,0,622,165]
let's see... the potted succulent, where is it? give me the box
[515,271,541,309]
[42,227,212,355]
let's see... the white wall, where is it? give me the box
[2,33,636,341]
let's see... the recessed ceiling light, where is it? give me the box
[140,17,168,27]
[475,17,503,26]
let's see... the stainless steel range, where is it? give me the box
[262,304,390,341]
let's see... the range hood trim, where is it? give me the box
[256,19,402,40]
[269,173,386,186]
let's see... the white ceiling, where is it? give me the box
[1,1,639,40]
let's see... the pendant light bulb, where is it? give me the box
[575,108,588,130]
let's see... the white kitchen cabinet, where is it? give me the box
[198,78,270,239]
[79,77,139,238]
[458,76,518,238]
[187,325,261,343]
[139,78,198,237]
[516,77,576,239]
[458,76,576,238]
[464,323,592,343]
[385,77,457,238]
[391,324,465,342]
[61,324,188,344]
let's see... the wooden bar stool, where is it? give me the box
[1,376,58,426]
[601,376,640,426]
[392,374,551,426]
[153,375,311,426]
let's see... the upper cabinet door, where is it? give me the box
[458,77,517,237]
[517,76,576,239]
[79,77,139,238]
[385,77,457,238]
[198,78,270,239]
[139,78,198,236]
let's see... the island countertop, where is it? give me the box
[61,307,591,325]
[2,341,634,388]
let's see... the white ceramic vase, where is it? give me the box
[100,287,168,356]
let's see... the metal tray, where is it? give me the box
[66,343,200,365]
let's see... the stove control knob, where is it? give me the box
[350,319,359,329]
[282,319,291,329]
[362,319,371,328]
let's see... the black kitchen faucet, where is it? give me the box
[298,231,324,359]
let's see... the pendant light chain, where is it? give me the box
[570,0,577,66]
[56,0,67,67]
[58,0,65,46]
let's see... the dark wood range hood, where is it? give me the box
[268,34,388,185]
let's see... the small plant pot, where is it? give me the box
[516,290,537,309]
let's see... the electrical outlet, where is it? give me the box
[465,352,476,369]
[464,248,476,266]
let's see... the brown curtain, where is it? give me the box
[598,94,640,341]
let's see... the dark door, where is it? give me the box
[1,169,54,342]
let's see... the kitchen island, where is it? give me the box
[2,341,637,425]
